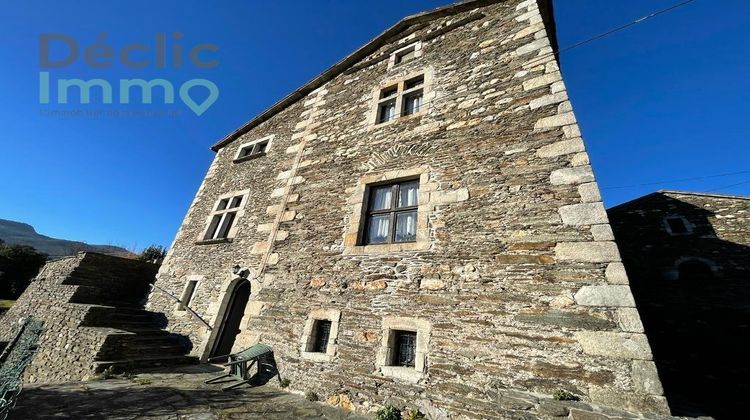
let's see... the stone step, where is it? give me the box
[94,355,199,373]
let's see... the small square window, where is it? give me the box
[665,216,691,235]
[391,330,417,367]
[395,46,416,65]
[308,320,333,353]
[234,136,274,162]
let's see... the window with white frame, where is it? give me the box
[202,194,246,241]
[234,135,274,162]
[375,74,425,125]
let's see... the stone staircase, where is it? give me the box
[64,255,199,373]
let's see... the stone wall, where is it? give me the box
[148,0,668,417]
[609,191,750,418]
[0,253,161,383]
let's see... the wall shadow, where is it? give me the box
[609,193,750,419]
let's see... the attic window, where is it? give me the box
[394,46,416,65]
[234,135,274,163]
[664,216,692,235]
[374,73,427,125]
[389,42,422,70]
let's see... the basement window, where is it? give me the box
[307,320,333,353]
[390,330,417,367]
[300,309,341,362]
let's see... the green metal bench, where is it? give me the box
[205,343,277,390]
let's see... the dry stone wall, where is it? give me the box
[148,0,669,417]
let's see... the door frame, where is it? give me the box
[200,276,251,361]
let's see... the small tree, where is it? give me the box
[138,245,167,263]
[0,242,47,299]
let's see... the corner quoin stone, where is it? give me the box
[632,360,664,395]
[574,285,636,307]
[554,242,620,263]
[558,203,608,226]
[550,166,595,185]
[605,262,629,284]
[574,332,653,360]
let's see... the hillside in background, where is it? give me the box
[0,219,134,258]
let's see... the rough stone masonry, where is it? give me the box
[146,0,670,417]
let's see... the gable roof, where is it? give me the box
[211,0,557,151]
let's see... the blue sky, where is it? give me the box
[0,0,747,250]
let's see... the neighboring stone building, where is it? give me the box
[609,190,750,419]
[147,0,669,417]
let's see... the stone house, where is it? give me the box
[146,0,669,417]
[608,190,750,419]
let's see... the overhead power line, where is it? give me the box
[525,0,698,69]
[601,170,750,190]
[707,179,750,193]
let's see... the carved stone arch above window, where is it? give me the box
[361,143,439,172]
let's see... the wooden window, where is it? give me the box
[374,74,425,125]
[204,194,245,240]
[391,330,417,367]
[309,320,333,353]
[363,180,419,245]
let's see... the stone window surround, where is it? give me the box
[388,41,423,70]
[173,275,203,314]
[196,189,250,244]
[367,68,435,130]
[300,308,342,362]
[376,316,431,383]
[663,215,693,236]
[343,166,431,254]
[233,134,275,163]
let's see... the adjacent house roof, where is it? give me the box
[211,0,557,151]
[609,190,750,212]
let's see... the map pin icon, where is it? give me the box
[179,79,219,116]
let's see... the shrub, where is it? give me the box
[138,245,167,263]
[305,391,319,402]
[404,408,427,420]
[279,378,291,388]
[553,389,580,401]
[374,405,401,420]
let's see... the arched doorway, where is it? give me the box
[210,280,251,359]
[678,260,713,283]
